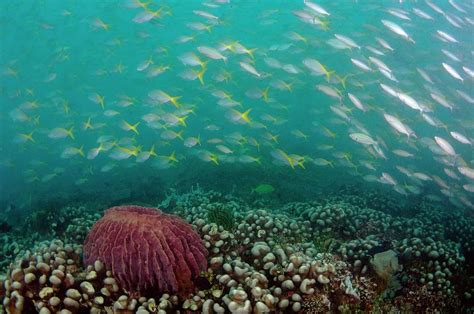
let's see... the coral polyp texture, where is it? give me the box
[1,188,473,313]
[83,205,208,295]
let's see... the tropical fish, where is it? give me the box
[251,183,275,195]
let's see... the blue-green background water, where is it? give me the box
[1,0,473,217]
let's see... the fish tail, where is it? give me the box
[242,109,252,123]
[67,127,75,139]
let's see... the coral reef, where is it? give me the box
[83,205,208,295]
[1,188,473,313]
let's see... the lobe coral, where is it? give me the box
[83,205,207,295]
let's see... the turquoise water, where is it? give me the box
[1,1,474,312]
[1,0,473,210]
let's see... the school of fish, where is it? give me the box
[2,0,473,208]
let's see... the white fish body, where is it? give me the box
[351,58,372,72]
[430,93,454,110]
[369,56,391,72]
[264,57,282,69]
[380,68,398,82]
[417,68,434,84]
[392,149,414,157]
[413,172,432,181]
[347,93,366,112]
[216,145,233,154]
[413,8,433,19]
[384,113,415,138]
[449,0,466,13]
[456,90,474,104]
[450,131,472,145]
[193,10,219,20]
[397,92,423,111]
[330,105,350,121]
[462,66,474,78]
[434,136,456,156]
[349,133,377,145]
[380,172,397,185]
[303,58,327,76]
[381,20,415,43]
[458,166,474,179]
[366,46,385,56]
[380,84,398,97]
[184,137,200,148]
[304,1,330,16]
[445,14,462,28]
[376,37,394,51]
[387,8,411,20]
[444,168,460,180]
[48,128,71,139]
[463,184,474,193]
[422,113,443,128]
[426,1,445,15]
[442,49,461,62]
[317,85,341,101]
[442,63,463,82]
[198,46,227,62]
[334,34,359,49]
[437,30,458,43]
[239,62,261,77]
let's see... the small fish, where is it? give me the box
[252,183,275,195]
[193,10,219,20]
[397,92,423,112]
[417,68,434,84]
[458,166,474,180]
[303,59,334,81]
[381,20,415,43]
[48,127,74,139]
[412,8,433,20]
[316,85,341,101]
[376,37,394,51]
[434,136,456,156]
[437,30,458,43]
[216,145,233,154]
[384,113,416,138]
[149,90,182,107]
[198,46,227,62]
[351,58,372,72]
[226,109,252,124]
[380,172,397,185]
[463,66,474,78]
[239,62,261,77]
[304,1,330,16]
[89,93,105,109]
[313,158,333,167]
[442,63,463,82]
[450,131,471,145]
[334,34,359,49]
[392,149,414,158]
[347,93,366,112]
[413,172,432,181]
[61,146,84,158]
[120,121,140,135]
[184,136,201,148]
[380,84,398,97]
[349,133,377,145]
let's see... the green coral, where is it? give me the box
[207,205,235,231]
[313,232,340,254]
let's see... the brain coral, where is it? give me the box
[83,205,208,295]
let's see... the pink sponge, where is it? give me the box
[83,205,207,295]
